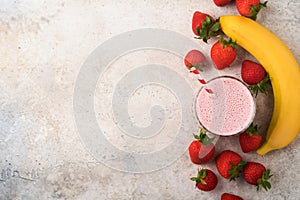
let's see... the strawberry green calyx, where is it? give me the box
[249,1,268,20]
[249,73,272,97]
[191,169,207,185]
[228,160,246,181]
[246,123,261,136]
[219,36,237,49]
[190,63,205,72]
[193,129,214,146]
[257,169,272,191]
[195,16,221,43]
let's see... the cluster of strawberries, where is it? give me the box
[188,128,272,199]
[186,0,271,97]
[185,1,272,199]
[185,47,271,96]
[213,0,267,20]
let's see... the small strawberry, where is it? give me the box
[213,0,232,7]
[236,0,268,20]
[192,11,213,36]
[188,129,215,164]
[191,168,218,192]
[184,50,206,71]
[221,193,244,200]
[243,162,272,191]
[211,37,237,70]
[192,11,220,42]
[216,150,245,180]
[241,60,266,84]
[239,123,262,153]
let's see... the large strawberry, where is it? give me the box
[241,60,272,96]
[192,11,220,42]
[216,150,245,180]
[221,193,244,200]
[239,123,262,153]
[211,37,237,70]
[184,49,206,71]
[236,0,268,20]
[188,129,215,164]
[213,0,232,7]
[191,168,218,192]
[243,162,272,191]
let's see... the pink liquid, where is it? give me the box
[196,76,255,136]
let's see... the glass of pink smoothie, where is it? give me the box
[195,76,256,136]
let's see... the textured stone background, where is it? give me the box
[0,0,299,199]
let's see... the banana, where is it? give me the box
[219,16,300,155]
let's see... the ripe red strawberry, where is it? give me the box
[191,168,218,192]
[236,0,268,20]
[213,0,232,7]
[192,11,213,35]
[192,11,220,42]
[241,60,266,84]
[243,162,272,191]
[241,60,272,96]
[221,193,244,200]
[239,123,262,153]
[216,150,245,180]
[188,129,215,164]
[184,50,206,71]
[211,37,237,70]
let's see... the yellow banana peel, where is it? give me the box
[219,16,300,155]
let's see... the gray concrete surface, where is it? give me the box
[0,0,299,199]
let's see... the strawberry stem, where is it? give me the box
[228,160,246,181]
[246,123,261,136]
[194,16,221,43]
[257,169,272,191]
[249,1,268,20]
[190,63,205,72]
[249,73,272,97]
[191,169,208,186]
[219,36,237,49]
[193,129,214,146]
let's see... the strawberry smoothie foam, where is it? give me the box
[196,76,256,136]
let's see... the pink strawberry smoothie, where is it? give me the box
[196,76,256,136]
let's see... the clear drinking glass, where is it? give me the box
[195,76,256,136]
